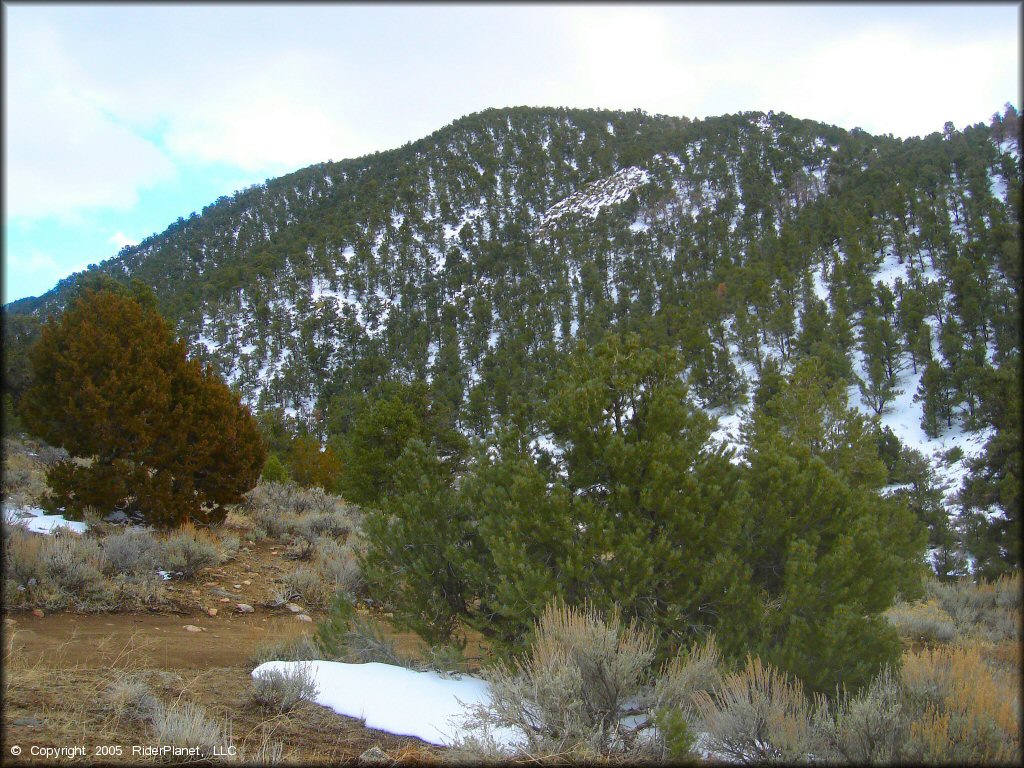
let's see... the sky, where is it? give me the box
[3,2,1020,304]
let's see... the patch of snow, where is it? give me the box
[539,167,649,230]
[3,505,88,535]
[252,660,523,749]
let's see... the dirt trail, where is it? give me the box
[4,610,428,670]
[4,612,317,669]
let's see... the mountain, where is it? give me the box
[4,105,1021,572]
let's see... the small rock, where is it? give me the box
[233,584,242,589]
[207,608,218,617]
[12,716,42,727]
[241,579,252,585]
[236,603,255,613]
[219,598,230,603]
[191,589,200,595]
[295,613,313,622]
[183,625,204,632]
[358,746,391,764]
[31,609,44,618]
[270,550,278,555]
[203,581,218,587]
[286,602,304,613]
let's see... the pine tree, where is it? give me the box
[19,283,265,526]
[544,331,757,659]
[916,359,953,437]
[960,361,1021,577]
[359,438,473,645]
[742,358,925,693]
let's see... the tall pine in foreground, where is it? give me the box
[742,357,926,694]
[19,281,265,526]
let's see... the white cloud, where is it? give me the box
[3,3,1018,235]
[4,21,177,220]
[4,248,91,297]
[108,231,138,250]
[745,27,1020,137]
[562,8,701,115]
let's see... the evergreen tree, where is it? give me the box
[960,360,1021,577]
[339,380,466,506]
[360,438,474,645]
[544,332,757,659]
[19,284,265,526]
[916,359,953,437]
[742,358,925,693]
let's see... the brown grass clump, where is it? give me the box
[692,655,823,763]
[454,600,658,761]
[924,572,1021,642]
[1,450,50,507]
[885,598,958,645]
[900,641,1021,764]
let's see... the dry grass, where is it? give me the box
[251,663,319,714]
[885,598,958,645]
[901,641,1021,764]
[692,655,823,764]
[1,450,50,507]
[654,633,723,720]
[924,572,1021,642]
[456,600,659,761]
[160,522,222,578]
[3,518,238,611]
[243,482,361,542]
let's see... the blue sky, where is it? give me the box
[3,2,1020,304]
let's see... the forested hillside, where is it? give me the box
[5,105,1020,578]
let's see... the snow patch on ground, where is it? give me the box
[3,505,88,535]
[252,661,522,749]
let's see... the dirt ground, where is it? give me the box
[0,537,448,765]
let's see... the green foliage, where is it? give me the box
[654,707,697,763]
[261,452,290,484]
[961,360,1021,578]
[338,381,466,507]
[742,358,926,694]
[18,286,265,526]
[360,438,473,645]
[3,393,24,436]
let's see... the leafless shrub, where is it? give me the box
[3,523,46,586]
[654,633,723,720]
[105,674,162,722]
[101,527,162,576]
[885,599,958,645]
[1,452,48,506]
[925,573,1022,642]
[160,524,221,578]
[278,537,363,607]
[218,532,241,560]
[814,665,906,763]
[244,482,359,543]
[457,600,658,761]
[150,700,233,757]
[42,532,109,600]
[900,642,1021,764]
[279,564,333,608]
[251,663,319,714]
[342,615,413,668]
[692,656,823,764]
